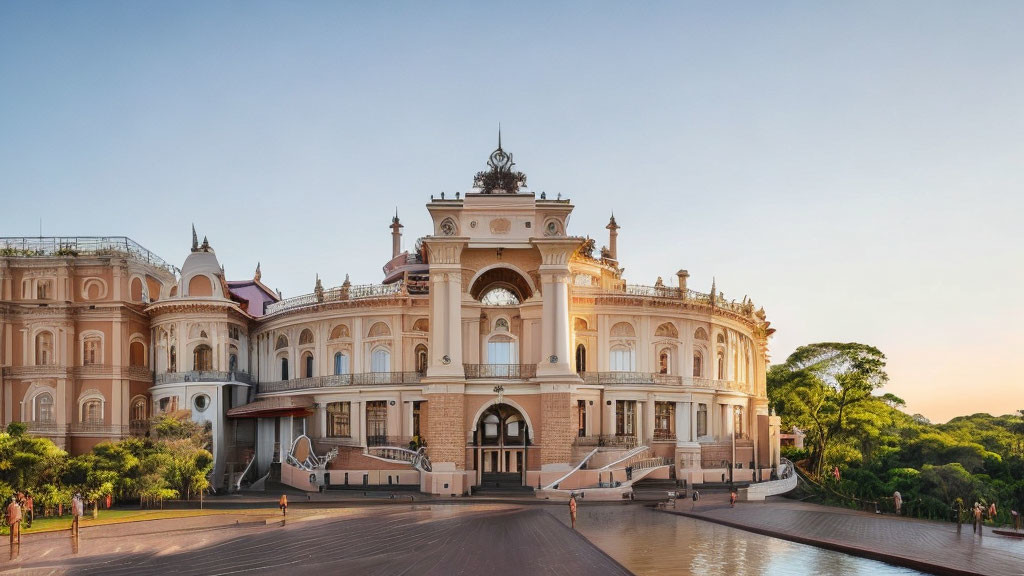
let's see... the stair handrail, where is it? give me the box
[543,447,599,490]
[597,446,651,471]
[234,451,258,492]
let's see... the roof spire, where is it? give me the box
[191,224,198,252]
[254,262,262,282]
[711,277,717,306]
[498,122,502,150]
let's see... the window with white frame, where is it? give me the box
[334,352,349,375]
[609,345,635,372]
[34,392,54,422]
[371,347,391,373]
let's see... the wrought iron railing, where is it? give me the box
[582,372,748,392]
[463,364,537,379]
[257,371,422,394]
[68,423,129,435]
[576,283,752,316]
[2,365,71,378]
[154,370,251,385]
[265,282,404,315]
[23,421,62,434]
[365,435,412,448]
[0,236,176,275]
[573,435,640,449]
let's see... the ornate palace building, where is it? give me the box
[0,140,783,497]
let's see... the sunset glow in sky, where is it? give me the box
[2,2,1021,422]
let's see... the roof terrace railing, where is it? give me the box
[265,281,404,315]
[0,236,177,275]
[257,371,422,394]
[582,372,748,392]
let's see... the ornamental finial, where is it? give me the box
[254,262,261,282]
[191,224,198,252]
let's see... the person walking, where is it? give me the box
[568,493,578,530]
[973,503,984,537]
[71,494,83,537]
[893,490,902,515]
[279,494,288,516]
[730,490,737,508]
[988,501,997,525]
[24,493,33,528]
[7,496,23,546]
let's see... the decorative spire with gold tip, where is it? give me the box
[606,213,620,261]
[191,224,199,252]
[710,277,717,306]
[254,262,262,282]
[473,128,527,194]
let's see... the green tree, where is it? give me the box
[768,342,888,477]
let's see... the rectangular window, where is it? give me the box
[610,347,636,372]
[697,403,708,437]
[327,402,351,438]
[654,402,675,439]
[615,400,636,436]
[366,401,387,444]
[412,401,421,438]
[577,399,587,437]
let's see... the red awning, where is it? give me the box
[227,396,313,418]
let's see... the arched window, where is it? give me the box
[482,413,500,438]
[34,393,54,422]
[229,353,238,373]
[655,322,678,338]
[415,345,428,374]
[35,331,54,366]
[610,322,636,338]
[480,287,520,306]
[694,328,708,341]
[169,345,177,372]
[37,281,49,299]
[659,350,671,375]
[371,348,391,373]
[193,345,212,371]
[486,334,516,365]
[299,329,314,345]
[275,335,288,350]
[303,352,314,378]
[717,333,726,344]
[129,341,146,367]
[575,344,586,374]
[333,352,350,375]
[83,336,101,365]
[280,357,289,380]
[692,353,703,378]
[494,318,510,331]
[717,353,725,380]
[82,399,103,424]
[609,345,635,372]
[130,397,147,423]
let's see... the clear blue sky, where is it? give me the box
[2,1,1022,422]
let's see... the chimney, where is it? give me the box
[606,214,620,261]
[676,269,689,293]
[390,210,404,259]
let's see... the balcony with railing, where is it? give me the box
[68,423,129,435]
[572,282,758,318]
[154,370,251,385]
[257,371,422,394]
[581,372,749,393]
[463,364,537,380]
[0,236,176,275]
[265,281,405,316]
[23,420,62,435]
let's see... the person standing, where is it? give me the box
[730,490,737,508]
[279,494,288,516]
[7,496,22,546]
[893,491,902,515]
[973,503,983,536]
[568,493,577,530]
[988,501,997,525]
[24,493,33,528]
[71,494,83,537]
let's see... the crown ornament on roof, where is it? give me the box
[473,127,527,194]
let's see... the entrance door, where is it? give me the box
[366,401,387,446]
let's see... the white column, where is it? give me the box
[425,239,464,378]
[676,401,690,443]
[691,401,699,440]
[643,397,655,443]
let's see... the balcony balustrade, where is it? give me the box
[68,423,128,435]
[582,372,748,393]
[570,283,755,317]
[0,236,176,275]
[463,363,537,380]
[23,420,62,434]
[2,365,71,378]
[257,371,422,394]
[154,370,251,385]
[265,281,404,315]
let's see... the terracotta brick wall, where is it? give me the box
[424,393,466,469]
[540,392,574,465]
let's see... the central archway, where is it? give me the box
[472,402,534,488]
[469,265,536,303]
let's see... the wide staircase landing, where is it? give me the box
[476,472,533,494]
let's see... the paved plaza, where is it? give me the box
[0,504,629,576]
[665,494,1024,576]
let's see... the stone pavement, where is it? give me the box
[0,504,630,575]
[663,493,1024,576]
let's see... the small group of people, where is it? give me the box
[5,492,35,545]
[967,501,997,536]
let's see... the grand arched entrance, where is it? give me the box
[473,403,530,488]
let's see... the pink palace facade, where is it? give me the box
[0,142,783,497]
